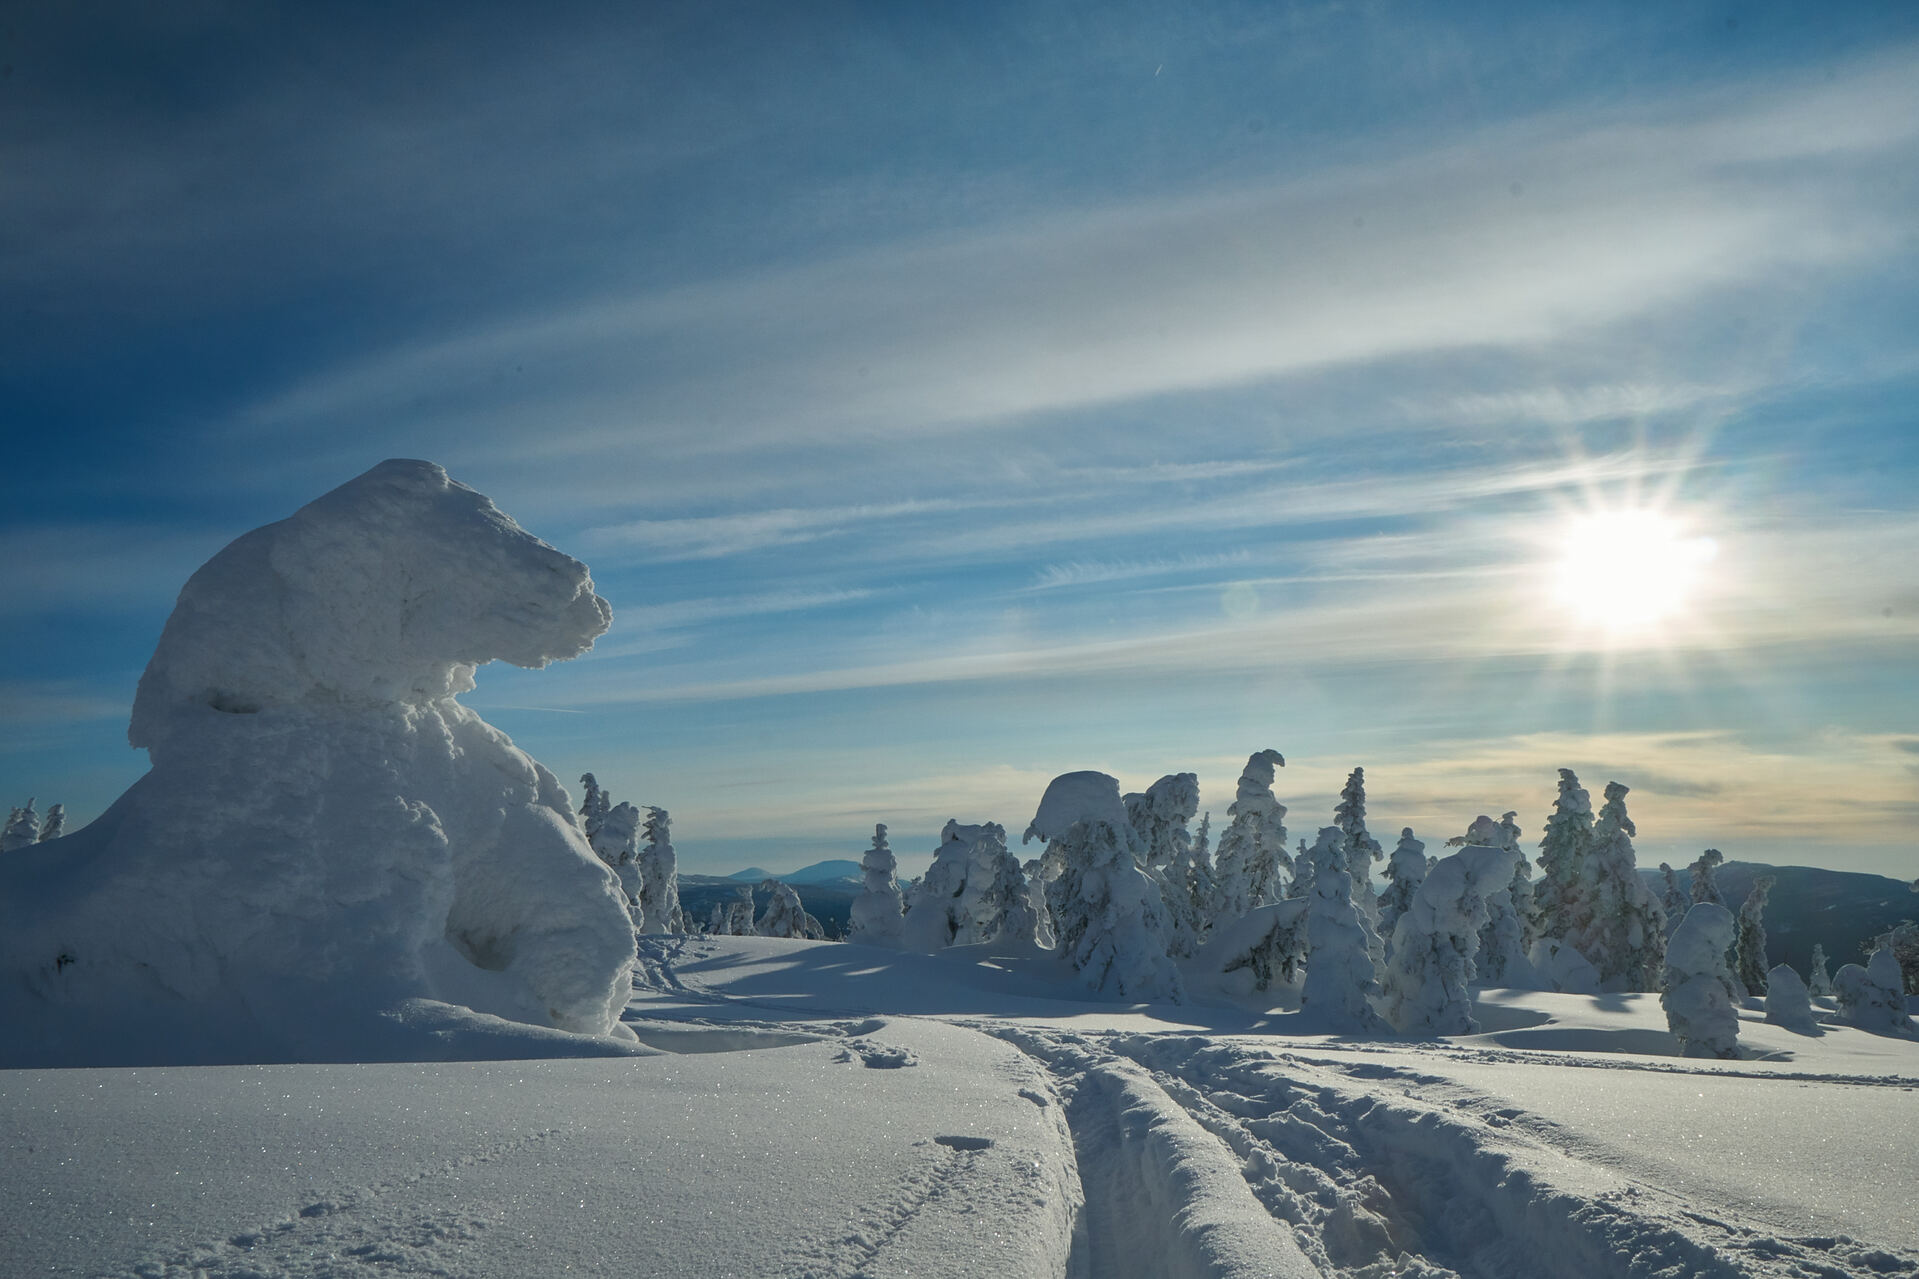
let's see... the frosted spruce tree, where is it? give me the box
[1658,864,1689,937]
[1455,813,1533,987]
[1832,949,1917,1036]
[38,803,65,843]
[1,801,39,852]
[848,823,906,947]
[1333,767,1386,930]
[1211,750,1290,922]
[722,885,757,935]
[1025,771,1184,1003]
[1734,875,1775,996]
[577,773,611,847]
[903,820,1036,950]
[1125,773,1206,957]
[1377,828,1428,950]
[1300,825,1386,1033]
[756,879,825,940]
[1534,768,1593,942]
[1661,903,1740,1058]
[1564,781,1666,991]
[1688,848,1725,907]
[1808,943,1835,997]
[1379,844,1518,1035]
[1867,921,1919,996]
[637,807,683,934]
[1763,964,1817,1034]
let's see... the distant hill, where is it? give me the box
[728,859,864,886]
[1640,861,1915,975]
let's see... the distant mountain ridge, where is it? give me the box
[728,859,864,886]
[1640,860,1915,975]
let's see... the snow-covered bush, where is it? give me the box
[1763,964,1817,1034]
[1734,875,1775,996]
[1808,943,1834,998]
[1534,768,1593,939]
[848,823,906,947]
[756,879,826,940]
[1867,920,1919,996]
[1658,863,1688,937]
[1832,949,1917,1036]
[1299,826,1385,1033]
[637,807,683,935]
[1377,828,1428,948]
[1379,844,1518,1035]
[903,820,1037,951]
[1025,772,1184,1003]
[1551,781,1664,992]
[710,885,758,936]
[1660,903,1740,1059]
[2,800,40,851]
[1200,898,1309,994]
[0,460,637,1051]
[1211,750,1289,921]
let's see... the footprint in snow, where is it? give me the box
[836,1038,918,1068]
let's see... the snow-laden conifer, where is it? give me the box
[1658,863,1689,937]
[1688,848,1725,907]
[756,879,825,940]
[1527,936,1601,994]
[1832,949,1917,1036]
[1763,964,1817,1034]
[1565,782,1665,992]
[1201,898,1309,994]
[1534,769,1593,941]
[1808,942,1834,997]
[1458,813,1534,987]
[577,774,610,846]
[589,800,644,926]
[2,801,40,852]
[637,807,683,935]
[1299,826,1385,1033]
[717,885,756,936]
[37,804,65,843]
[1660,903,1740,1059]
[848,823,906,947]
[1333,767,1386,933]
[1380,843,1517,1035]
[903,820,1035,950]
[1867,921,1918,996]
[1211,750,1289,920]
[1734,875,1775,996]
[1377,828,1428,949]
[1025,772,1184,1003]
[1126,773,1207,956]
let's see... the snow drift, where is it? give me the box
[0,460,639,1064]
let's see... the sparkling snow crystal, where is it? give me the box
[0,460,640,1063]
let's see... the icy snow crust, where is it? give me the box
[0,460,638,1062]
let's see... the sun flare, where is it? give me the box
[1554,509,1718,633]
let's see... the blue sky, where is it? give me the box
[5,1,1917,878]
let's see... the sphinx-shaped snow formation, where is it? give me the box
[0,460,640,1064]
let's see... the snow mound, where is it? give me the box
[0,460,638,1065]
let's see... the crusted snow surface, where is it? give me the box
[0,460,638,1063]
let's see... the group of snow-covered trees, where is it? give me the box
[577,773,683,935]
[2,799,66,851]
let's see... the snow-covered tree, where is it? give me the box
[1457,813,1534,988]
[1377,828,1428,948]
[37,803,65,843]
[756,878,825,940]
[1563,782,1665,992]
[1688,848,1725,907]
[720,885,756,936]
[1126,773,1207,957]
[1534,769,1593,940]
[2,800,40,852]
[1289,837,1313,902]
[1866,920,1919,996]
[1025,771,1184,1002]
[1763,964,1817,1034]
[1299,825,1386,1033]
[577,773,610,846]
[1021,857,1056,949]
[1211,750,1289,921]
[903,820,1036,951]
[1380,843,1518,1035]
[637,807,683,935]
[1333,767,1386,932]
[1832,949,1917,1036]
[1658,864,1688,937]
[1808,942,1834,998]
[590,799,640,868]
[848,823,906,947]
[1734,875,1775,996]
[1203,898,1309,994]
[1660,903,1740,1059]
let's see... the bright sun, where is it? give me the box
[1554,509,1718,633]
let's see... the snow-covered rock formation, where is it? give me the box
[1661,903,1740,1059]
[848,823,906,947]
[1379,844,1518,1036]
[0,460,639,1063]
[1026,771,1184,1002]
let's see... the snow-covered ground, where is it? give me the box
[6,935,1915,1279]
